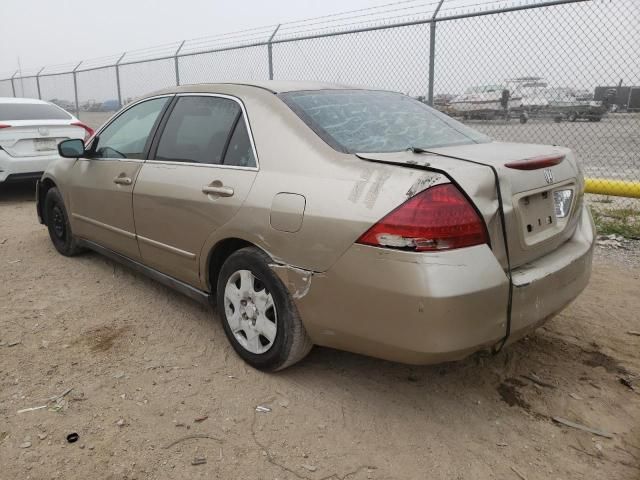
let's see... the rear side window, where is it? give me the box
[223,118,256,168]
[280,90,490,153]
[156,96,241,165]
[0,103,71,121]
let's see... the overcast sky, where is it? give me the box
[1,0,636,102]
[0,0,398,73]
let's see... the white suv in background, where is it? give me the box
[0,97,93,183]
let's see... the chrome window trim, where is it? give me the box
[148,92,260,172]
[87,94,176,162]
[78,158,145,164]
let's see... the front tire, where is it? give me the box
[44,187,83,257]
[216,247,312,371]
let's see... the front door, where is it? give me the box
[132,94,258,286]
[67,96,171,259]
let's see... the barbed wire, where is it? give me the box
[0,0,562,78]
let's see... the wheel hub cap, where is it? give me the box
[224,270,277,354]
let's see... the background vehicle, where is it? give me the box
[450,84,523,119]
[36,82,594,371]
[0,98,93,183]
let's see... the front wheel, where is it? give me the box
[216,247,312,371]
[44,187,83,257]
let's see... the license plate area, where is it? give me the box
[515,183,576,247]
[34,138,58,152]
[519,190,556,244]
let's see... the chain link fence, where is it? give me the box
[1,0,638,206]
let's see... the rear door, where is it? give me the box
[67,96,171,259]
[132,94,258,286]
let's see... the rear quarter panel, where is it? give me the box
[198,87,447,288]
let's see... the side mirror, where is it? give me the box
[58,138,86,158]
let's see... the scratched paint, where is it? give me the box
[348,167,373,203]
[269,263,314,299]
[405,174,442,198]
[364,169,392,209]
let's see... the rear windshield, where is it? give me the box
[280,89,490,153]
[0,103,72,121]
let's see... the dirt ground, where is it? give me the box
[1,181,639,480]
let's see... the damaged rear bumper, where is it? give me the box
[281,205,594,365]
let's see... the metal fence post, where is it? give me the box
[174,41,186,86]
[36,67,45,100]
[427,0,445,106]
[267,24,281,80]
[115,52,126,108]
[72,61,82,117]
[10,71,18,97]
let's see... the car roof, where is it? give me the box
[153,81,357,96]
[0,97,51,105]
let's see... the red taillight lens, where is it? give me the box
[0,124,11,129]
[356,183,488,252]
[71,121,95,141]
[505,154,564,170]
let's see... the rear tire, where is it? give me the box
[216,247,313,371]
[44,187,83,257]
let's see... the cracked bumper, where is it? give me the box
[291,206,595,365]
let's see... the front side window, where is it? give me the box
[280,89,490,154]
[93,97,169,159]
[156,96,241,165]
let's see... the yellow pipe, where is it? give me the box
[584,178,640,199]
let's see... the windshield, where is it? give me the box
[280,89,490,154]
[0,103,72,121]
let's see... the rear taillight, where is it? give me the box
[71,121,95,141]
[0,124,11,129]
[356,183,488,252]
[505,154,565,170]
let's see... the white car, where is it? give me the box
[0,97,93,183]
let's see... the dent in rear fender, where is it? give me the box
[269,263,316,299]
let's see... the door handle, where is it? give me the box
[202,185,234,197]
[113,176,132,185]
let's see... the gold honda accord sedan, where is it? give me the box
[36,82,595,371]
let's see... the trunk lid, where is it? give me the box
[357,141,584,268]
[0,120,84,157]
